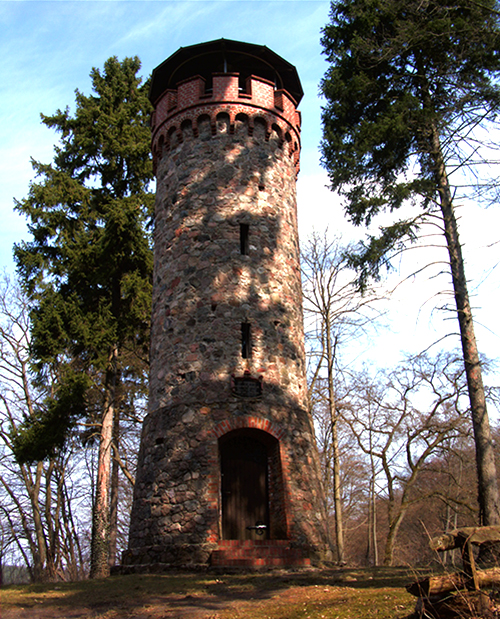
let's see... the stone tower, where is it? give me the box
[124,39,329,570]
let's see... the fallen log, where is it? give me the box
[407,567,500,597]
[430,526,500,552]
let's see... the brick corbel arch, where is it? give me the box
[211,415,286,441]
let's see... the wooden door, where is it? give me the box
[221,436,269,540]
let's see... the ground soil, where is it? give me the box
[0,567,422,619]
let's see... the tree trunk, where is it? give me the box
[366,470,378,566]
[23,462,49,581]
[383,506,408,566]
[408,567,500,597]
[42,460,58,581]
[431,125,500,527]
[108,406,120,569]
[325,321,344,563]
[61,475,85,579]
[331,416,344,563]
[371,485,378,566]
[89,345,118,578]
[366,418,378,567]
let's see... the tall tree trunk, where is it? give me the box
[367,469,378,566]
[90,345,118,578]
[43,460,58,581]
[23,462,48,581]
[383,507,408,566]
[366,479,373,565]
[61,476,85,579]
[108,406,120,569]
[325,321,344,563]
[366,416,378,566]
[431,126,500,527]
[371,479,378,566]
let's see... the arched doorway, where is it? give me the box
[219,428,287,541]
[220,432,269,540]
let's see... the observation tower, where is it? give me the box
[124,39,329,569]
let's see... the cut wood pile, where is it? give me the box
[407,526,500,618]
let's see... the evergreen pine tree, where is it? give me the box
[321,0,500,526]
[14,56,154,577]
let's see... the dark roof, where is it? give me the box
[149,38,303,105]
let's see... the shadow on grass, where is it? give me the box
[1,567,424,618]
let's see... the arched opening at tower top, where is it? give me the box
[219,428,288,541]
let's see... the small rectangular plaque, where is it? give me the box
[231,374,263,398]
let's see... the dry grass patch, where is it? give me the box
[0,567,419,618]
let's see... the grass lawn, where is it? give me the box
[0,566,421,618]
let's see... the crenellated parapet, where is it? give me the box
[151,72,301,175]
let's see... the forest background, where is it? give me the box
[1,0,500,580]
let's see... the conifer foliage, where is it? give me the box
[14,57,154,577]
[321,0,500,526]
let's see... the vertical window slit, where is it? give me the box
[240,223,249,255]
[241,322,251,359]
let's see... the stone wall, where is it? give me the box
[125,69,329,570]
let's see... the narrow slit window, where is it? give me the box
[240,223,249,255]
[241,322,251,358]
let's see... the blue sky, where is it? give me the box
[0,0,334,270]
[1,0,499,370]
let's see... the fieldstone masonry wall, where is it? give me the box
[124,47,329,570]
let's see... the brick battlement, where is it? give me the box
[151,73,301,175]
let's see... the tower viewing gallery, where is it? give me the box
[124,39,329,570]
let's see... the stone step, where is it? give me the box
[210,540,311,568]
[216,539,292,548]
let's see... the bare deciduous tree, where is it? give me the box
[0,275,86,581]
[302,231,382,563]
[342,353,470,565]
